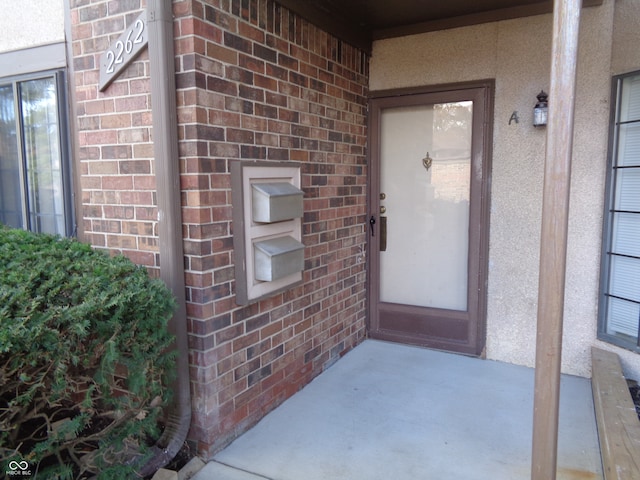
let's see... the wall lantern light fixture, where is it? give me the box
[533,90,548,127]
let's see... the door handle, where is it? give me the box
[370,215,387,251]
[379,216,387,252]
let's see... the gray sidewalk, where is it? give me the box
[193,340,602,480]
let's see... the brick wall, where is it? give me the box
[70,0,369,458]
[71,0,159,271]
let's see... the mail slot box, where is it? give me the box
[254,236,305,282]
[251,182,304,223]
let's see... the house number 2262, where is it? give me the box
[99,10,148,92]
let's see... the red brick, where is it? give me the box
[71,0,369,460]
[121,249,156,266]
[80,129,118,145]
[102,175,133,190]
[87,160,118,175]
[122,221,154,236]
[133,175,156,190]
[106,234,137,249]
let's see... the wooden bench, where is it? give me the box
[591,347,640,480]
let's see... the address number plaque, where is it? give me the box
[99,10,148,91]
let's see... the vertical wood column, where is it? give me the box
[531,1,582,479]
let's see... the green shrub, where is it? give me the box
[0,227,176,479]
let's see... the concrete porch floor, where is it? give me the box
[192,340,603,480]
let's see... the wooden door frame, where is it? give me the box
[367,80,494,356]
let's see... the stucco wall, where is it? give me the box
[0,0,64,53]
[370,0,640,379]
[610,0,640,75]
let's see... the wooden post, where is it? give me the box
[531,1,581,479]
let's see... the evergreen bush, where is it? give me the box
[0,227,176,479]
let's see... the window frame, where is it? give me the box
[0,69,75,236]
[598,69,640,353]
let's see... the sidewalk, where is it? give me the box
[192,340,602,480]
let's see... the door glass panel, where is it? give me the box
[0,84,24,228]
[379,101,472,311]
[20,77,65,235]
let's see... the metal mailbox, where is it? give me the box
[231,161,304,305]
[254,236,305,282]
[251,182,304,223]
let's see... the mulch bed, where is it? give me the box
[161,442,194,472]
[629,383,640,421]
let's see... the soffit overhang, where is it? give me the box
[275,0,604,52]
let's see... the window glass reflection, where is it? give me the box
[20,77,65,235]
[0,84,23,229]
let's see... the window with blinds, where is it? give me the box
[599,71,640,351]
